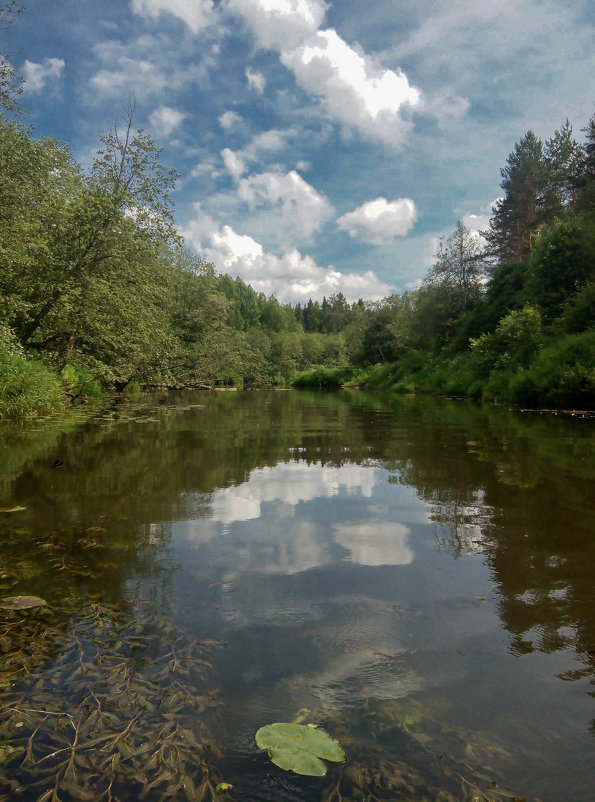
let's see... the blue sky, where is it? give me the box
[5,0,594,303]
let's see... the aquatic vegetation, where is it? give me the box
[317,698,528,802]
[255,722,345,776]
[0,600,229,802]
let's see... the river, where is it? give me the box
[0,390,593,801]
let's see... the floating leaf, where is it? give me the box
[216,783,233,791]
[0,595,47,609]
[255,722,346,776]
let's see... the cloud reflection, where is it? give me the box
[181,460,415,574]
[210,460,377,524]
[333,521,413,566]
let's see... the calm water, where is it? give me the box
[0,391,593,802]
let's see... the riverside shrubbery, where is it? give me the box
[0,324,65,417]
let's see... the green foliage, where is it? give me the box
[293,365,356,389]
[60,363,103,399]
[528,218,595,320]
[0,330,65,417]
[561,279,595,333]
[255,723,345,776]
[498,331,595,407]
[426,219,485,316]
[470,305,542,373]
[2,106,593,415]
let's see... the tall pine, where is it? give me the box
[482,130,545,263]
[542,120,583,216]
[575,111,595,213]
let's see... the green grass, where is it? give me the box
[0,347,66,418]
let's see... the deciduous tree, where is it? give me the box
[427,219,485,316]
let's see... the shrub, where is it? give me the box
[0,342,65,418]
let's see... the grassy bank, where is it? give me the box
[293,330,595,409]
[0,325,66,418]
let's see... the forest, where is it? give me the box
[1,3,594,415]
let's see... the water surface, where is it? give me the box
[1,391,593,801]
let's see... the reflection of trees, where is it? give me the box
[379,399,595,679]
[431,496,493,557]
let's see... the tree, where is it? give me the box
[359,297,402,364]
[427,219,485,316]
[325,291,351,332]
[528,218,595,320]
[20,104,178,345]
[542,120,583,216]
[0,2,24,113]
[482,130,545,263]
[575,111,595,214]
[0,116,82,333]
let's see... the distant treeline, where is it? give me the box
[1,98,594,414]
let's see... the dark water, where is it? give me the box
[0,391,593,801]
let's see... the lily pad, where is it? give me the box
[0,595,47,610]
[255,722,346,776]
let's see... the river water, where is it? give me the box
[0,390,593,801]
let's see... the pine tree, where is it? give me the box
[575,111,595,213]
[542,120,583,216]
[482,130,545,263]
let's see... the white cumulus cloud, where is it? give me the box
[226,0,421,145]
[237,169,333,239]
[337,197,417,245]
[131,0,214,33]
[225,0,327,49]
[246,66,266,92]
[221,148,247,179]
[282,29,420,144]
[422,90,470,121]
[149,105,186,136]
[90,38,181,99]
[22,58,65,92]
[219,110,243,130]
[181,206,392,303]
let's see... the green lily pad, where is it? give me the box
[0,595,47,610]
[255,722,346,776]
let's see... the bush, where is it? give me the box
[480,331,595,407]
[0,333,65,418]
[293,366,356,390]
[470,305,542,373]
[512,332,595,407]
[60,363,103,399]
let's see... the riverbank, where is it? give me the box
[3,326,593,419]
[293,330,595,409]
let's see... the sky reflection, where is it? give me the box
[177,459,422,574]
